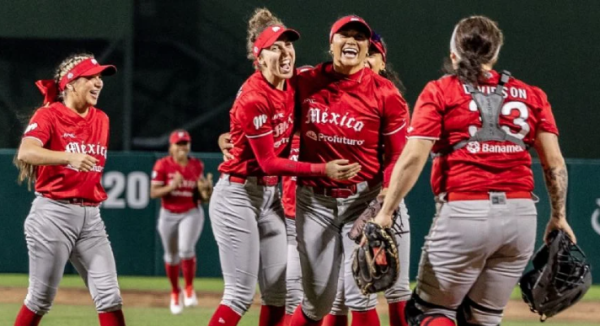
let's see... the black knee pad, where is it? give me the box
[456,296,501,326]
[405,294,456,326]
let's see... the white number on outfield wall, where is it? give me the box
[103,171,150,209]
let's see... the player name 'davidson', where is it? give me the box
[462,85,528,99]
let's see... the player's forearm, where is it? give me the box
[150,184,175,198]
[381,139,432,215]
[17,142,70,166]
[542,162,568,220]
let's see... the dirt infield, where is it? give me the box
[2,286,599,323]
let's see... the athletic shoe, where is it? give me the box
[184,288,198,307]
[170,290,184,315]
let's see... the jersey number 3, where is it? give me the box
[468,100,530,139]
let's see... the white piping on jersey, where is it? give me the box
[382,122,406,136]
[246,130,274,139]
[23,136,44,146]
[407,135,440,141]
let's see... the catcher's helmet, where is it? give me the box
[519,230,592,321]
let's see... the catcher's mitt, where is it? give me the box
[519,230,592,321]
[351,221,400,295]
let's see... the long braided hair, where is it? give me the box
[15,53,94,189]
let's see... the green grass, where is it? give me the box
[1,274,599,325]
[1,303,596,326]
[2,274,600,301]
[0,274,225,292]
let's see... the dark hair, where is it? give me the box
[443,16,504,85]
[14,52,94,189]
[246,8,283,64]
[370,34,406,94]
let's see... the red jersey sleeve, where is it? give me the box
[408,81,445,140]
[22,108,53,146]
[532,87,559,135]
[380,83,410,187]
[236,93,274,139]
[152,159,167,185]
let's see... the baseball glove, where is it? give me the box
[519,230,592,321]
[351,221,400,295]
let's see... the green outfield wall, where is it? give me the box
[1,150,598,284]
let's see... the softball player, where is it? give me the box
[290,16,410,326]
[208,9,360,326]
[150,129,213,314]
[13,54,125,326]
[375,16,577,326]
[324,31,412,326]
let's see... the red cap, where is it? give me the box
[370,32,387,62]
[35,57,116,105]
[253,24,300,58]
[329,15,372,43]
[59,58,116,91]
[169,130,191,144]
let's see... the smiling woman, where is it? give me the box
[290,15,411,326]
[12,53,125,326]
[207,8,360,326]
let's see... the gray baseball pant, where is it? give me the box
[157,207,204,264]
[415,195,537,325]
[209,175,287,315]
[23,196,122,314]
[295,183,380,320]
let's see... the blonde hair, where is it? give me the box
[15,53,94,190]
[246,8,283,64]
[54,53,94,101]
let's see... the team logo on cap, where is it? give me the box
[179,132,184,137]
[272,26,281,32]
[67,73,74,79]
[350,17,360,21]
[467,141,481,153]
[92,59,98,65]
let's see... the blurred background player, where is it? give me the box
[290,16,410,326]
[323,31,412,326]
[150,129,213,314]
[208,8,360,326]
[13,53,125,326]
[375,15,577,326]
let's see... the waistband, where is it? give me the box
[309,180,380,199]
[220,174,279,187]
[40,195,100,207]
[446,191,532,202]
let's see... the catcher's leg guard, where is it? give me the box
[456,296,502,326]
[405,295,456,326]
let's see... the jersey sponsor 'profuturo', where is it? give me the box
[23,102,110,203]
[152,156,204,213]
[408,70,559,194]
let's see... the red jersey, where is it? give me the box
[408,70,559,195]
[219,71,295,177]
[296,63,410,188]
[152,156,204,213]
[22,102,109,203]
[281,135,300,218]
